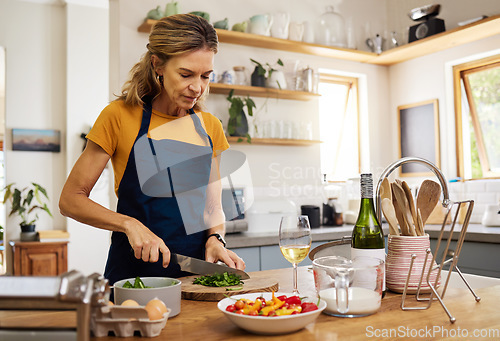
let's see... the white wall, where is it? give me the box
[65,1,111,275]
[0,0,67,273]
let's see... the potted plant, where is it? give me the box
[250,58,285,89]
[2,182,53,241]
[226,89,256,142]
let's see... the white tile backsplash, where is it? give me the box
[450,179,500,224]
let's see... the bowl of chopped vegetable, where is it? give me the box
[217,292,326,335]
[114,277,182,317]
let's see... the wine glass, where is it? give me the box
[279,215,312,295]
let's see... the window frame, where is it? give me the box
[318,73,361,179]
[453,54,500,179]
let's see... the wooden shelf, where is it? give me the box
[227,136,322,146]
[210,83,319,101]
[138,15,500,66]
[372,14,500,65]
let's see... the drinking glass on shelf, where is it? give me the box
[279,215,312,295]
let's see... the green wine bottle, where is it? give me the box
[351,173,386,292]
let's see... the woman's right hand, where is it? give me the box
[124,219,171,267]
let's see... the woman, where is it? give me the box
[59,14,245,285]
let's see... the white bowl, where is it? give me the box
[114,277,181,317]
[217,292,326,335]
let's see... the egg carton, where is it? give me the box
[91,305,170,338]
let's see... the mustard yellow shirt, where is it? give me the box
[87,100,229,195]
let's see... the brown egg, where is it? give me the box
[121,299,140,306]
[145,298,168,320]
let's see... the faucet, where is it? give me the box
[375,157,450,223]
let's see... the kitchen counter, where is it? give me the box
[226,224,500,249]
[1,267,499,340]
[226,225,365,249]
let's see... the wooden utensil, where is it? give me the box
[417,208,425,236]
[391,182,410,236]
[396,182,417,236]
[402,181,420,235]
[381,198,400,236]
[416,179,442,226]
[380,178,392,201]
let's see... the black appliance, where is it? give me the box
[301,205,320,228]
[408,4,445,43]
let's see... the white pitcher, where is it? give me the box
[270,12,290,39]
[249,14,273,36]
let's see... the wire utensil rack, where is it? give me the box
[375,157,480,323]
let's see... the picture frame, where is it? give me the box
[12,128,61,152]
[397,99,440,176]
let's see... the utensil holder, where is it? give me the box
[386,234,440,294]
[376,157,480,323]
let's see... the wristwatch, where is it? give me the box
[208,233,226,247]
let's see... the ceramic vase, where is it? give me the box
[228,110,248,137]
[251,66,266,87]
[20,224,38,241]
[386,234,441,294]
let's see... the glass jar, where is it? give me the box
[316,6,347,48]
[233,66,247,86]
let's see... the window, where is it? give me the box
[318,74,360,181]
[454,55,500,179]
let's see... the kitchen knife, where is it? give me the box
[171,253,250,279]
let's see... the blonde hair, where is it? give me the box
[118,14,218,109]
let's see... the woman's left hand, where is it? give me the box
[205,238,246,270]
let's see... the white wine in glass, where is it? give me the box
[279,215,312,295]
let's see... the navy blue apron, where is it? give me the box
[104,99,213,285]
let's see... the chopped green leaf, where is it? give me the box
[193,272,244,287]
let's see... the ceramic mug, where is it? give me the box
[288,21,304,41]
[313,256,383,317]
[270,12,290,39]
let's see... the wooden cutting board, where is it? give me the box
[180,271,279,301]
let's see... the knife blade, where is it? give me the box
[172,253,250,279]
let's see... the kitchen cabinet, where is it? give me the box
[430,239,500,278]
[137,15,500,66]
[230,241,323,272]
[9,240,68,276]
[228,246,260,272]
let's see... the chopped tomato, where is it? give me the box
[301,302,318,313]
[285,295,301,305]
[234,300,245,310]
[277,295,287,301]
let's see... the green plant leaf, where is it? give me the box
[2,182,52,226]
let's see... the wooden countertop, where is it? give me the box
[1,267,499,340]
